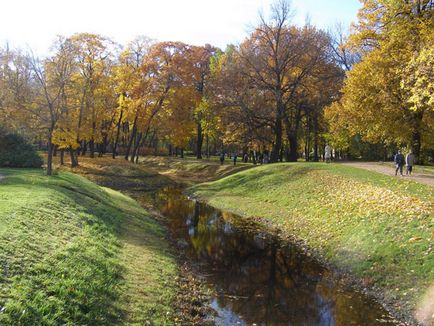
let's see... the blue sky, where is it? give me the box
[0,0,361,55]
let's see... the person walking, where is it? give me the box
[324,144,332,163]
[219,152,225,165]
[406,150,415,175]
[263,152,269,164]
[394,150,405,176]
[232,153,237,166]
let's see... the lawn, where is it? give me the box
[191,163,433,323]
[0,168,177,325]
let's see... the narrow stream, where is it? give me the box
[137,186,398,326]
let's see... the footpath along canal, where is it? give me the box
[137,185,399,325]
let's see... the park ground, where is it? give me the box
[0,155,433,325]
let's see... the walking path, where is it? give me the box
[342,162,434,187]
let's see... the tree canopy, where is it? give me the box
[1,0,433,174]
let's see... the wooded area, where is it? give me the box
[0,0,433,175]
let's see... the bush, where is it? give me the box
[0,131,43,168]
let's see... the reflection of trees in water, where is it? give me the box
[148,187,395,325]
[209,241,336,325]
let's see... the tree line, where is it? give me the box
[0,0,432,175]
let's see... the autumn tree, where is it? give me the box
[189,45,218,159]
[208,45,275,154]
[0,47,37,135]
[327,0,434,162]
[28,38,75,175]
[69,33,116,163]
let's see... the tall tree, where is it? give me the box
[29,38,75,175]
[327,0,434,162]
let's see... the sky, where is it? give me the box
[0,0,361,55]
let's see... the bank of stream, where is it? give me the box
[61,157,409,325]
[137,186,400,325]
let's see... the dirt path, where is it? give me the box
[342,162,434,186]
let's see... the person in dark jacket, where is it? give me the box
[394,150,405,176]
[219,152,225,165]
[406,150,415,175]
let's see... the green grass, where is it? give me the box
[0,168,177,325]
[191,163,433,317]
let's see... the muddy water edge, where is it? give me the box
[135,186,402,326]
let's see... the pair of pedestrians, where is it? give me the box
[394,150,414,176]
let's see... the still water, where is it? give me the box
[138,187,397,326]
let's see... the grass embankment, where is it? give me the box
[191,163,433,323]
[139,156,252,185]
[50,155,251,190]
[0,169,177,325]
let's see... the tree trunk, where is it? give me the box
[411,130,422,164]
[270,116,282,163]
[313,116,319,162]
[283,146,289,162]
[287,133,298,162]
[112,109,123,159]
[125,111,138,161]
[305,116,310,162]
[89,140,95,158]
[60,149,64,165]
[180,148,184,158]
[131,132,143,163]
[196,123,203,159]
[408,110,424,163]
[206,134,210,158]
[284,107,301,162]
[47,131,54,176]
[81,141,87,156]
[99,134,108,157]
[70,147,79,167]
[153,136,158,155]
[135,134,147,164]
[314,143,319,162]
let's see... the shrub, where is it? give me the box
[0,131,43,168]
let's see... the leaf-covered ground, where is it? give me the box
[0,169,177,325]
[191,163,433,324]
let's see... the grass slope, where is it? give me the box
[0,169,176,325]
[192,163,433,322]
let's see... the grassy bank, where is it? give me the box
[0,169,177,325]
[191,163,433,323]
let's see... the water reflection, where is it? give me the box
[138,187,397,326]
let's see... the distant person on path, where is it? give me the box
[394,150,405,176]
[324,144,332,163]
[219,153,225,165]
[233,153,237,165]
[263,152,269,164]
[406,150,415,175]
